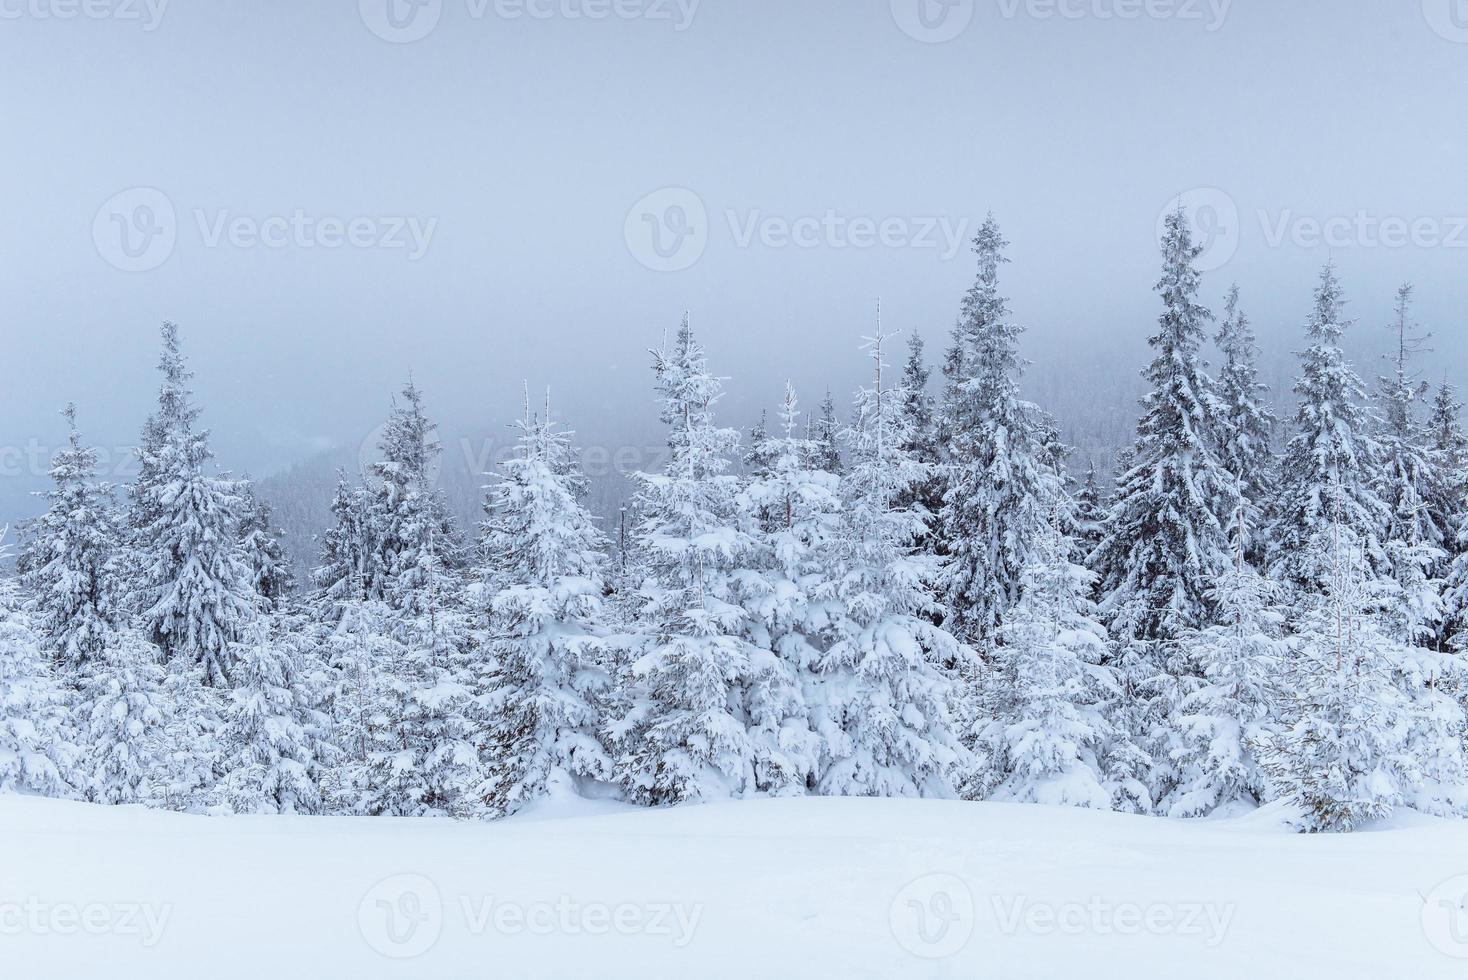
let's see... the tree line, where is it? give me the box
[1,210,1465,832]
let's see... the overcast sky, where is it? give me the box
[3,0,1466,522]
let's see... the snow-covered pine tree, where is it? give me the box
[318,589,398,811]
[360,519,477,817]
[812,323,967,798]
[363,380,463,607]
[1373,284,1446,647]
[611,316,763,805]
[1165,501,1287,817]
[896,332,944,530]
[1072,461,1106,571]
[739,381,837,796]
[941,216,1054,652]
[74,628,169,805]
[135,323,257,685]
[0,530,72,797]
[213,615,331,814]
[804,388,843,475]
[1213,284,1277,561]
[237,479,295,610]
[20,404,119,671]
[1427,381,1468,650]
[313,473,375,620]
[1093,208,1231,641]
[1264,518,1417,832]
[1267,265,1391,593]
[476,391,615,817]
[966,509,1113,808]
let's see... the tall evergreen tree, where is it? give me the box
[740,381,837,796]
[1374,285,1446,646]
[477,392,614,817]
[363,380,463,606]
[136,323,256,686]
[1093,208,1231,641]
[811,327,967,798]
[805,387,842,475]
[1213,285,1276,558]
[612,317,763,805]
[237,479,295,610]
[1267,265,1390,593]
[1072,461,1106,570]
[21,405,120,670]
[896,332,944,526]
[941,216,1054,651]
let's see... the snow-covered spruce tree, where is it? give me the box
[941,216,1054,652]
[475,392,615,817]
[1266,265,1390,593]
[212,615,331,814]
[1427,381,1468,649]
[135,322,257,685]
[1093,208,1231,641]
[1373,284,1446,647]
[20,404,119,671]
[611,317,764,805]
[811,327,967,798]
[965,510,1113,808]
[74,628,169,805]
[237,479,295,610]
[1264,520,1418,832]
[895,332,944,532]
[804,387,843,475]
[739,381,839,795]
[362,380,463,606]
[0,533,72,797]
[313,473,376,620]
[359,519,477,817]
[1072,462,1106,572]
[318,589,398,811]
[1213,285,1277,561]
[1164,508,1287,817]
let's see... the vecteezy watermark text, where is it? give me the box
[358,0,699,43]
[0,0,168,30]
[625,187,972,273]
[357,874,703,959]
[93,188,437,272]
[0,899,172,947]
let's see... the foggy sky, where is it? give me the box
[3,0,1466,527]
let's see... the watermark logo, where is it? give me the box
[625,188,972,272]
[93,187,177,273]
[359,0,443,42]
[1159,188,1238,272]
[890,873,975,959]
[0,0,169,30]
[360,0,699,43]
[625,187,709,273]
[358,874,444,959]
[891,0,975,43]
[1422,874,1468,959]
[356,874,703,956]
[1423,0,1468,42]
[92,188,438,271]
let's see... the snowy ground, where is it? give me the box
[4,795,1467,979]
